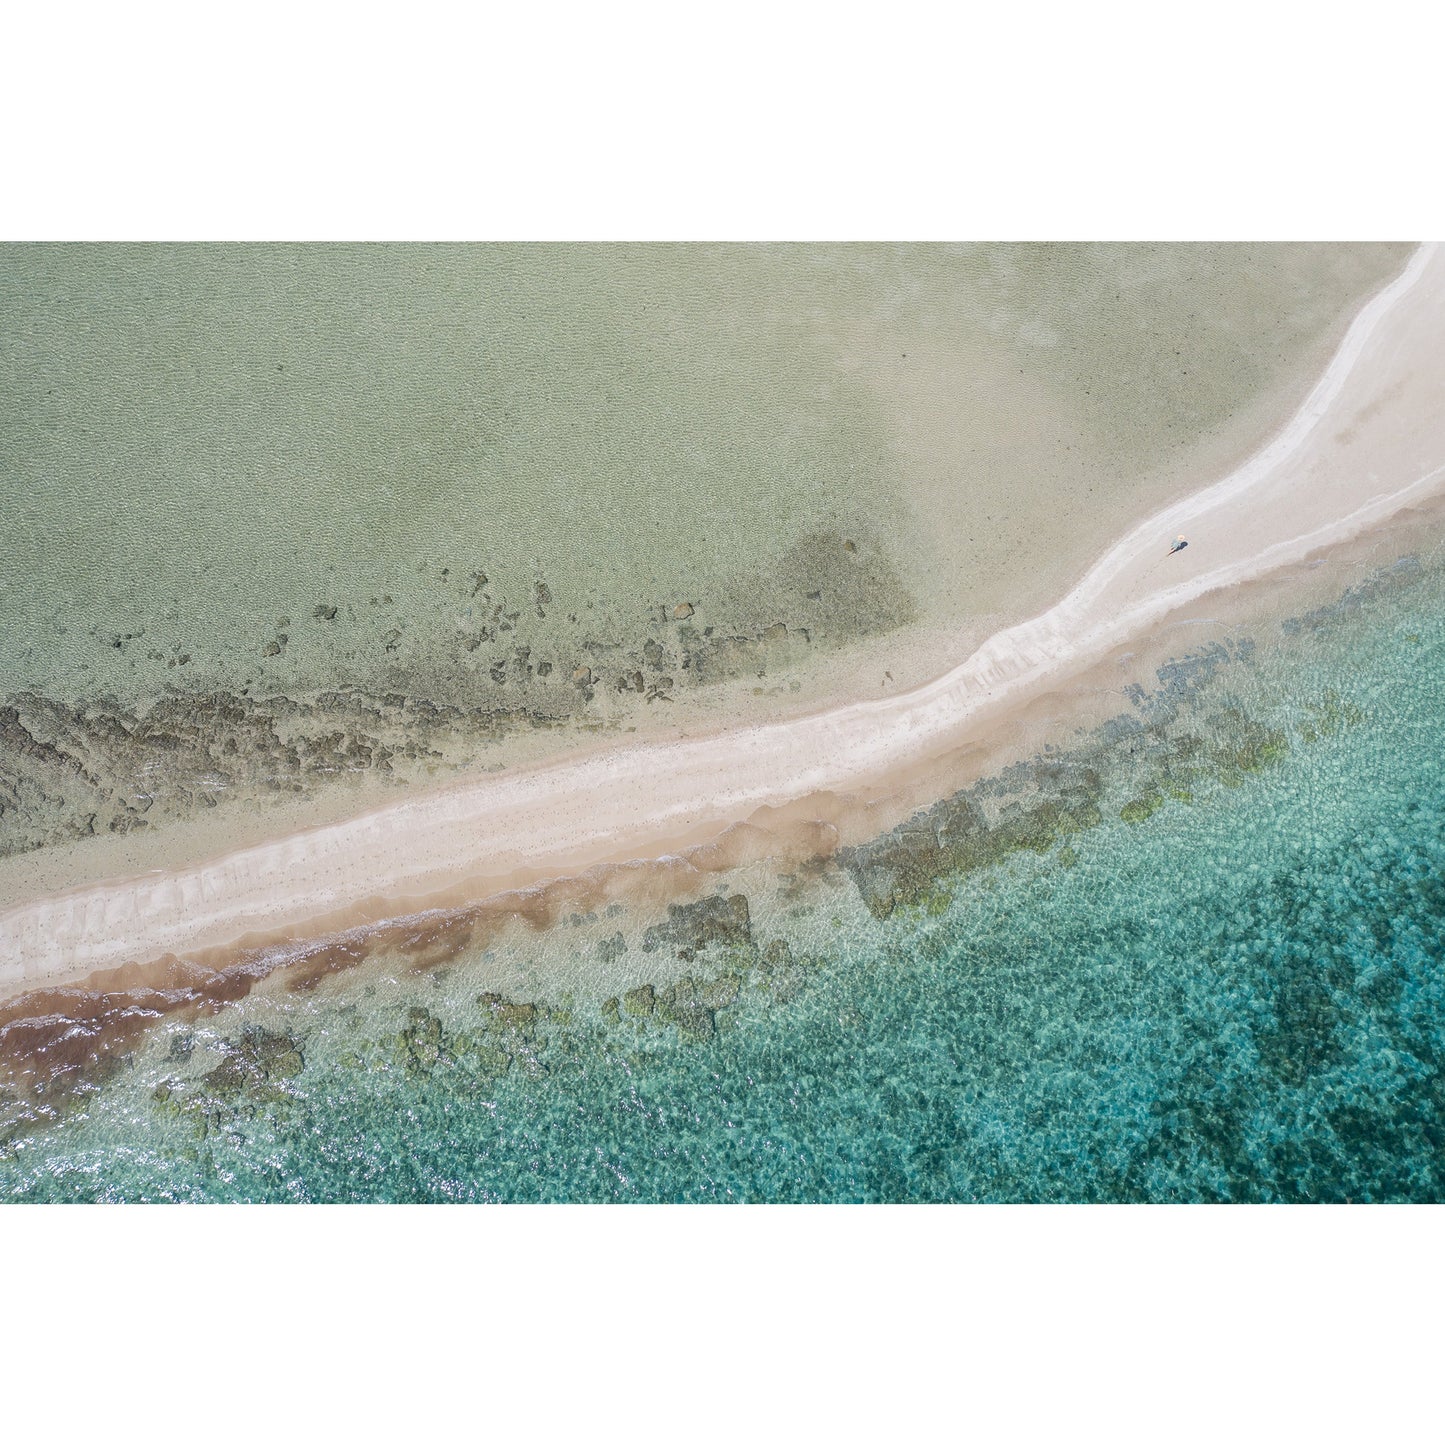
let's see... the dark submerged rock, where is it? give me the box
[622,984,655,1017]
[641,893,752,961]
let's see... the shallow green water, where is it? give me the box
[1,244,1407,706]
[4,539,1442,1201]
[0,244,1411,883]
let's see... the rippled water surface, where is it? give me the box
[4,538,1442,1202]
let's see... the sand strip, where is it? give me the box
[4,242,1443,995]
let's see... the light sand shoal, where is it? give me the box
[4,242,1444,997]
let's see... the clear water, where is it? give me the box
[3,537,1442,1202]
[2,244,1406,707]
[0,244,1411,894]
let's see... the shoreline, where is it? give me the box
[6,489,1442,1103]
[3,241,1444,999]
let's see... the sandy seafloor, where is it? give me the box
[3,242,1443,1201]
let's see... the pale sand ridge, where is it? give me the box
[4,243,1443,993]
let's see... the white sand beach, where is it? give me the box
[3,241,1443,998]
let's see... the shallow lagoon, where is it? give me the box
[2,244,1409,706]
[0,244,1412,897]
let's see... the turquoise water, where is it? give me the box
[2,544,1443,1201]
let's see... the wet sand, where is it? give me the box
[3,242,1443,999]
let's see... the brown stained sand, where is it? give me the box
[0,818,832,1100]
[6,489,1445,1107]
[4,244,1445,1033]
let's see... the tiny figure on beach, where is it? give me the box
[1169,535,1189,556]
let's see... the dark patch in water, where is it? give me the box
[640,893,752,960]
[2,527,918,865]
[839,639,1295,918]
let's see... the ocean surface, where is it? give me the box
[3,530,1442,1202]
